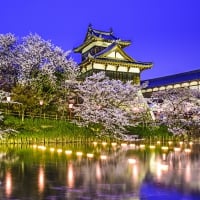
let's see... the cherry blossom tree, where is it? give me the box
[0,32,79,108]
[72,72,149,140]
[16,34,79,86]
[11,33,79,115]
[0,33,18,91]
[149,88,200,136]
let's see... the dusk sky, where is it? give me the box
[0,0,200,80]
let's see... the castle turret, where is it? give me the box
[74,25,152,84]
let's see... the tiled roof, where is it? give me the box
[94,57,152,66]
[89,28,118,40]
[141,69,200,88]
[74,26,131,52]
[86,26,131,45]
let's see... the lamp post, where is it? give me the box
[68,103,73,119]
[6,96,11,114]
[6,96,11,102]
[39,100,44,118]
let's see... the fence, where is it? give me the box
[0,108,73,121]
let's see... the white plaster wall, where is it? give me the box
[107,64,117,71]
[116,52,124,59]
[86,64,93,71]
[129,67,140,73]
[93,63,106,70]
[118,66,128,72]
[107,52,116,58]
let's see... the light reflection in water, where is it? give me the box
[185,163,191,183]
[67,162,74,188]
[132,164,138,182]
[155,159,162,181]
[96,162,101,182]
[162,153,166,161]
[5,170,12,198]
[0,142,200,199]
[38,165,45,193]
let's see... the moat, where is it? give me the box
[0,141,199,200]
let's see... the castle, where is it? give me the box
[74,25,152,84]
[74,25,200,92]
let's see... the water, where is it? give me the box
[0,141,200,200]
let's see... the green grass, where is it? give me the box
[3,115,94,139]
[127,124,172,139]
[2,116,177,143]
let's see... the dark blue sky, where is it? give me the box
[0,0,200,80]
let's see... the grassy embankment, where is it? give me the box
[1,115,175,144]
[2,116,97,144]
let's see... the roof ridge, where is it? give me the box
[88,25,113,35]
[142,69,200,82]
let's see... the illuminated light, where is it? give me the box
[121,143,127,147]
[102,142,107,146]
[179,141,184,145]
[161,146,168,150]
[76,152,83,156]
[174,147,181,152]
[93,142,97,146]
[87,153,94,158]
[129,143,135,147]
[168,141,173,145]
[189,141,193,145]
[184,148,191,153]
[50,148,55,152]
[57,149,62,153]
[140,144,145,149]
[128,158,136,164]
[157,141,161,144]
[65,150,72,155]
[100,155,107,160]
[149,145,155,149]
[111,142,117,146]
[33,144,37,148]
[38,146,46,150]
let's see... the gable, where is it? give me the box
[102,47,134,62]
[106,51,126,60]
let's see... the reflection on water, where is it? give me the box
[67,162,74,188]
[5,170,12,198]
[0,141,199,199]
[38,165,45,194]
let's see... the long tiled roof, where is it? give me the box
[141,69,200,88]
[93,57,152,65]
[80,57,152,70]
